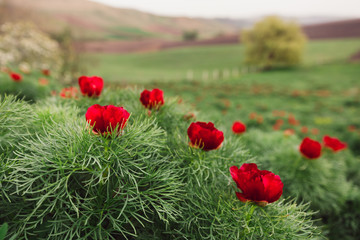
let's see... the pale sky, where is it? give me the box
[90,0,360,18]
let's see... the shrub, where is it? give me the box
[0,68,58,102]
[182,30,198,41]
[241,129,359,239]
[0,91,323,239]
[0,22,61,71]
[242,16,307,70]
[2,102,182,239]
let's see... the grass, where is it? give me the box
[106,26,157,40]
[86,37,360,155]
[86,38,360,83]
[2,37,360,239]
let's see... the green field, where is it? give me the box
[2,37,360,239]
[87,38,360,83]
[87,38,360,154]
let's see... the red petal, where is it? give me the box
[229,166,239,183]
[103,105,130,132]
[239,163,259,173]
[78,76,103,97]
[235,192,249,203]
[85,104,106,133]
[300,137,322,159]
[323,135,347,152]
[140,90,151,108]
[262,172,284,203]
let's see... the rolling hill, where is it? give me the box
[0,0,238,40]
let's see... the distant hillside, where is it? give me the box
[0,0,237,40]
[302,18,360,39]
[215,16,352,29]
[160,18,360,50]
[75,18,360,53]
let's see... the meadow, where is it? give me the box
[87,38,360,82]
[88,38,360,153]
[1,37,360,239]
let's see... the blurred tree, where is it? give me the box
[52,27,86,85]
[242,16,307,70]
[0,22,61,70]
[182,30,198,41]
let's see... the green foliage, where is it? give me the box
[241,130,351,214]
[0,223,8,240]
[0,92,324,239]
[52,27,87,85]
[241,129,360,239]
[0,69,58,102]
[0,22,61,70]
[165,132,321,239]
[0,95,34,151]
[2,103,182,239]
[87,38,360,83]
[182,30,198,41]
[242,16,307,69]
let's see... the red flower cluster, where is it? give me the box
[85,104,130,135]
[38,78,49,86]
[78,76,104,97]
[311,128,320,135]
[273,119,284,130]
[323,135,347,152]
[42,69,50,76]
[288,114,300,126]
[187,122,224,151]
[230,163,283,206]
[140,89,164,109]
[60,87,78,99]
[299,137,322,159]
[249,112,257,120]
[283,128,295,136]
[301,126,308,134]
[10,72,22,82]
[232,121,246,134]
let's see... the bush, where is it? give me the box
[241,129,359,239]
[0,22,61,71]
[182,30,198,41]
[242,16,307,70]
[0,68,58,102]
[0,90,323,239]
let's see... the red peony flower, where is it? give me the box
[323,135,347,152]
[38,78,49,86]
[275,119,284,126]
[10,72,22,82]
[232,121,246,134]
[348,125,357,132]
[140,89,164,109]
[78,76,104,97]
[288,114,300,126]
[273,124,281,131]
[60,87,79,99]
[187,122,224,151]
[230,163,283,206]
[85,104,130,135]
[256,116,264,124]
[42,69,50,76]
[283,128,295,136]
[249,112,257,120]
[183,112,196,121]
[301,126,308,134]
[299,137,322,159]
[311,128,320,135]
